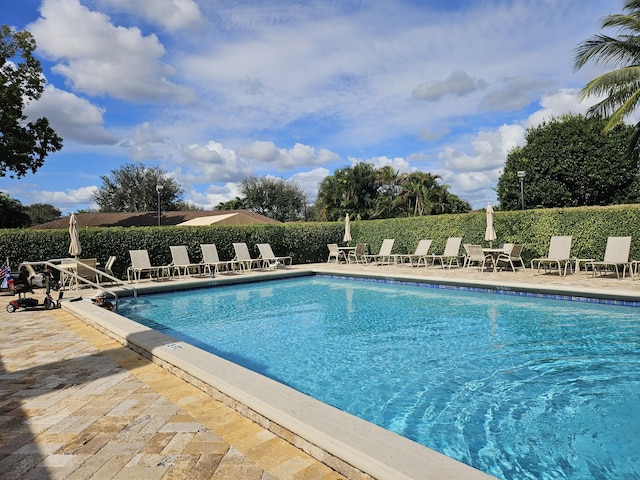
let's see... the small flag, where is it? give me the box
[0,258,12,290]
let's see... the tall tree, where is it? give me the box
[93,163,183,212]
[0,193,30,228]
[574,0,640,158]
[316,162,471,221]
[0,25,63,178]
[496,114,639,210]
[239,176,306,222]
[24,203,61,226]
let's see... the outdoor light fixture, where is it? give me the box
[517,171,526,210]
[156,183,163,226]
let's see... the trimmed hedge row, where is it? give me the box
[2,204,640,278]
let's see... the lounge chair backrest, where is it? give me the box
[508,244,524,259]
[201,244,221,264]
[547,236,572,260]
[130,250,152,269]
[170,246,193,266]
[104,255,116,271]
[466,244,486,261]
[77,258,97,282]
[257,243,276,259]
[377,239,394,256]
[233,242,253,261]
[442,237,462,257]
[603,236,631,263]
[414,239,432,256]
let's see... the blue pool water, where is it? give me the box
[119,276,640,480]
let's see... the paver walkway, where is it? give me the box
[0,304,345,480]
[2,262,638,479]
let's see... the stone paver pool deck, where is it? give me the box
[1,262,638,479]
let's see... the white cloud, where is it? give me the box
[24,85,116,144]
[289,168,331,203]
[97,0,207,32]
[238,141,340,170]
[180,141,252,183]
[28,0,194,103]
[479,77,554,112]
[348,155,414,173]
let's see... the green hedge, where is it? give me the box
[2,204,640,278]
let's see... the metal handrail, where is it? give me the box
[19,259,139,311]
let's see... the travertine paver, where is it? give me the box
[0,300,345,480]
[2,262,637,480]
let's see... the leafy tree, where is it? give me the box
[175,200,203,211]
[93,162,183,212]
[316,162,471,221]
[24,203,61,226]
[239,176,307,222]
[0,192,30,228]
[216,197,246,210]
[574,0,640,158]
[496,114,639,210]
[0,25,63,178]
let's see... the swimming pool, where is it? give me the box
[118,276,640,480]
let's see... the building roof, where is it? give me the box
[32,210,280,229]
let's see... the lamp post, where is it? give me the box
[517,171,526,210]
[156,184,163,226]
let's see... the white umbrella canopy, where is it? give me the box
[343,213,352,245]
[68,213,82,257]
[484,203,497,248]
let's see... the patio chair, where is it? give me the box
[496,244,526,271]
[348,243,367,263]
[530,236,573,276]
[76,258,99,285]
[363,239,395,265]
[257,243,292,269]
[431,237,463,268]
[169,246,202,279]
[127,249,167,283]
[98,255,117,284]
[200,244,236,276]
[232,243,264,271]
[588,236,632,279]
[394,239,432,267]
[327,243,347,263]
[465,245,495,272]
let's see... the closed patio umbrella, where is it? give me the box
[485,203,497,248]
[343,213,352,245]
[68,213,82,258]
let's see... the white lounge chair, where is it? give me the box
[496,244,526,271]
[257,243,292,269]
[232,243,264,271]
[394,239,432,267]
[200,244,235,275]
[127,250,168,283]
[327,243,347,263]
[364,239,395,264]
[348,243,367,263]
[588,236,632,279]
[98,255,117,284]
[169,246,202,279]
[465,245,495,272]
[530,236,573,276]
[431,237,462,268]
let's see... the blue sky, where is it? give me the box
[1,0,619,213]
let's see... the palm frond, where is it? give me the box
[574,35,640,70]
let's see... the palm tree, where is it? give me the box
[574,0,640,157]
